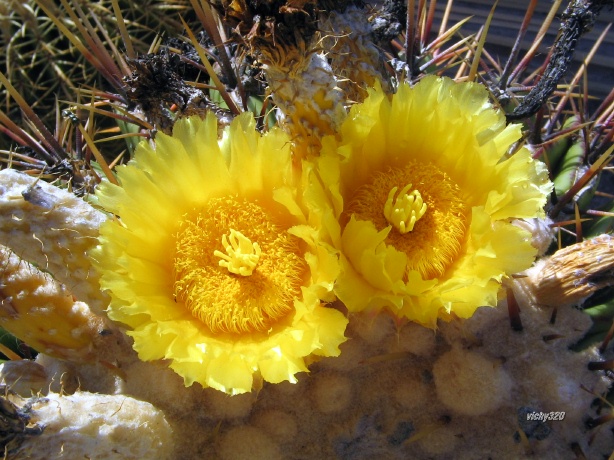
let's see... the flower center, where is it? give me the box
[173,197,307,335]
[214,229,262,276]
[345,161,469,280]
[383,184,427,233]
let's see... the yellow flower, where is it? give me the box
[308,76,552,327]
[92,113,347,395]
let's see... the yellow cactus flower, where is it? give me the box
[309,76,552,327]
[92,113,347,395]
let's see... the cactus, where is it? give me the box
[0,1,612,458]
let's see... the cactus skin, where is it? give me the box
[5,391,173,460]
[544,115,579,172]
[0,169,108,314]
[0,245,106,362]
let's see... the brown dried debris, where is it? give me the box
[211,1,361,63]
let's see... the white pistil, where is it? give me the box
[383,184,427,234]
[214,229,261,276]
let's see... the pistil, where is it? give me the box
[383,184,427,234]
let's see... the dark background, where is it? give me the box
[427,0,613,101]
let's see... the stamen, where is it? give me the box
[383,184,427,234]
[214,229,261,276]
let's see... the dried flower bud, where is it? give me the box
[511,234,614,308]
